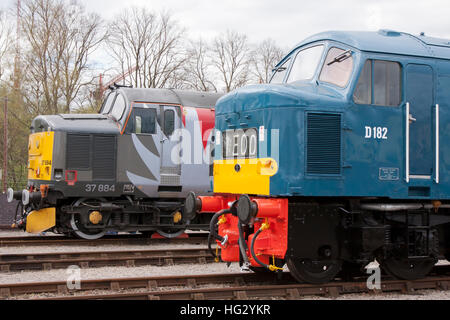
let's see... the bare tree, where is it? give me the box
[0,10,12,82]
[210,30,251,92]
[20,0,105,115]
[106,8,187,89]
[251,38,285,84]
[181,39,217,92]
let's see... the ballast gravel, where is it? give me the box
[0,262,243,284]
[0,230,49,237]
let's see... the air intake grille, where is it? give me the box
[306,113,341,175]
[67,134,91,169]
[93,135,116,180]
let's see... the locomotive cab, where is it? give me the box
[191,30,450,284]
[8,87,221,239]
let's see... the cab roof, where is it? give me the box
[290,30,450,61]
[117,87,223,109]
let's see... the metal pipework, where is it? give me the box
[360,203,450,212]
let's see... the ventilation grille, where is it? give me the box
[160,174,181,186]
[93,135,116,180]
[67,134,91,169]
[160,166,181,175]
[306,113,341,175]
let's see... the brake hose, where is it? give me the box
[250,228,269,270]
[13,201,22,227]
[208,209,231,260]
[249,220,283,272]
[238,221,250,269]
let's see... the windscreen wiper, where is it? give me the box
[327,50,352,66]
[274,66,287,72]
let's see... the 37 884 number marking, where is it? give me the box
[85,184,116,192]
[365,126,388,140]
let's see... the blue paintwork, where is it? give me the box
[215,30,450,200]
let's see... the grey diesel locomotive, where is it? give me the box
[7,87,222,239]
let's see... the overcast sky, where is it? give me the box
[87,0,450,47]
[4,0,450,48]
[3,0,450,75]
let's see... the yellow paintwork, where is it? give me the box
[173,211,182,223]
[28,131,54,181]
[213,158,278,196]
[89,211,103,224]
[26,207,56,233]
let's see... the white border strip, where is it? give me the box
[406,102,410,183]
[436,104,439,184]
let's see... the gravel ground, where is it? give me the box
[0,230,51,237]
[0,229,210,253]
[0,262,242,284]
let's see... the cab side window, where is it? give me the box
[163,109,175,136]
[353,60,372,104]
[354,59,401,106]
[126,107,157,134]
[373,61,401,106]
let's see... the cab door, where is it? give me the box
[405,64,434,180]
[159,105,182,190]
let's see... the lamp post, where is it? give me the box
[2,96,7,193]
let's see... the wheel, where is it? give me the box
[287,257,342,284]
[156,228,186,238]
[378,256,436,280]
[70,213,106,240]
[156,217,190,238]
[69,198,107,240]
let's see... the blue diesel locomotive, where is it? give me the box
[186,30,450,283]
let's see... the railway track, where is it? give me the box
[0,247,215,272]
[0,272,283,298]
[1,266,450,300]
[0,233,209,247]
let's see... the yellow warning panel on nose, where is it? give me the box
[26,207,56,234]
[213,158,278,196]
[28,131,54,181]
